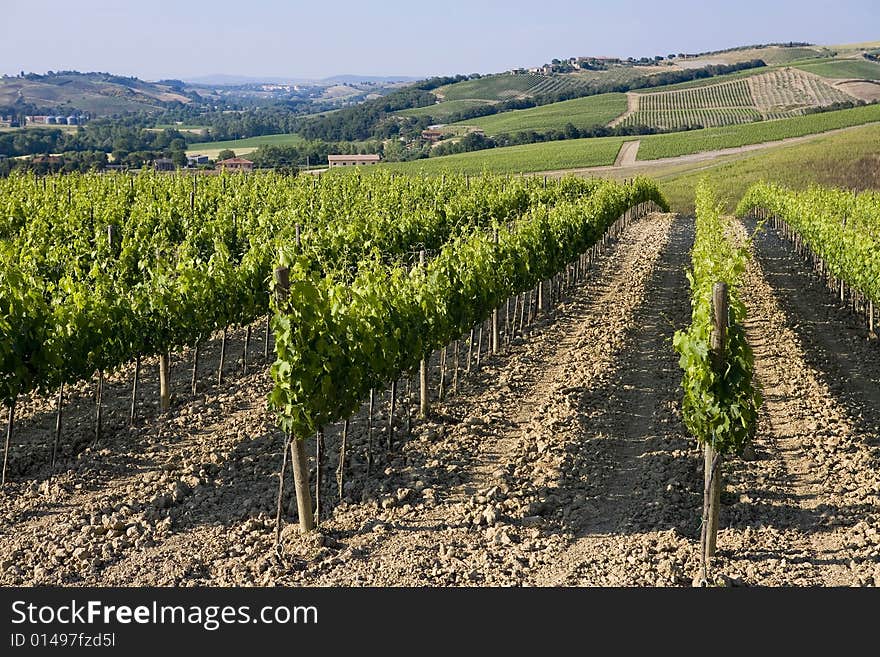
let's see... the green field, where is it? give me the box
[386,103,880,176]
[437,66,672,104]
[795,59,880,79]
[186,133,307,158]
[439,75,544,101]
[636,103,880,159]
[384,137,625,175]
[452,93,627,135]
[657,122,880,213]
[155,124,210,131]
[397,99,495,120]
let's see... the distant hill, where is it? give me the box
[185,73,423,86]
[183,74,303,86]
[0,71,202,115]
[321,74,423,84]
[400,41,880,132]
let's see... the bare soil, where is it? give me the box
[1,212,879,587]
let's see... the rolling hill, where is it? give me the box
[385,103,880,175]
[0,71,199,115]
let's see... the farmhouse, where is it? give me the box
[217,157,254,171]
[420,129,444,142]
[31,155,62,166]
[327,154,381,167]
[154,158,175,171]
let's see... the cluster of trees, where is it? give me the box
[0,123,192,162]
[420,123,684,159]
[0,150,108,176]
[296,88,437,141]
[803,98,870,115]
[675,42,814,58]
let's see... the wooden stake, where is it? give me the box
[452,340,459,395]
[492,231,499,352]
[94,370,104,445]
[387,381,397,451]
[159,354,170,413]
[191,340,200,396]
[264,315,271,359]
[315,428,324,523]
[420,353,429,418]
[242,325,251,374]
[130,356,140,425]
[504,296,511,348]
[466,328,474,376]
[337,419,349,499]
[51,383,64,470]
[1,398,16,486]
[275,433,291,546]
[405,376,412,436]
[217,328,227,386]
[419,249,430,417]
[702,282,728,574]
[367,388,375,472]
[492,304,500,354]
[438,347,446,400]
[476,325,483,369]
[290,437,315,532]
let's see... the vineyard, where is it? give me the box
[0,171,879,587]
[622,68,857,130]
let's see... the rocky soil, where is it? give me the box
[1,212,878,587]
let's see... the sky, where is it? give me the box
[2,0,878,81]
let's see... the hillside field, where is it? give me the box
[396,99,495,121]
[185,133,307,159]
[450,93,628,135]
[387,103,880,175]
[656,121,880,212]
[795,59,880,80]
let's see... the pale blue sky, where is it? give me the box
[2,0,877,81]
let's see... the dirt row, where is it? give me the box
[1,211,879,586]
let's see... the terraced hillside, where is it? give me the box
[621,68,857,130]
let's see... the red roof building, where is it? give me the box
[217,157,254,171]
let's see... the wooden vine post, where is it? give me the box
[491,230,500,353]
[94,370,104,444]
[274,263,315,533]
[702,282,727,576]
[159,353,171,413]
[51,384,64,470]
[419,250,430,418]
[130,356,140,425]
[1,399,15,486]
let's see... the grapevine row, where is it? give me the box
[269,178,667,440]
[736,182,880,328]
[0,170,598,406]
[674,181,761,577]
